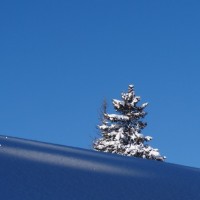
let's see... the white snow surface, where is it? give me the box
[0,135,200,200]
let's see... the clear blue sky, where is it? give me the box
[0,0,200,168]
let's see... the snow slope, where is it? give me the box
[0,135,200,200]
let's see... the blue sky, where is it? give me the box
[0,0,200,168]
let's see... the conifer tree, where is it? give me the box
[93,84,166,161]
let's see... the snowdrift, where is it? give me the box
[0,135,200,200]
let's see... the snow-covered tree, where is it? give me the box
[93,84,166,161]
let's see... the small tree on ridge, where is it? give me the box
[93,84,166,161]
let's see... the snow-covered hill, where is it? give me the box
[0,135,200,200]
